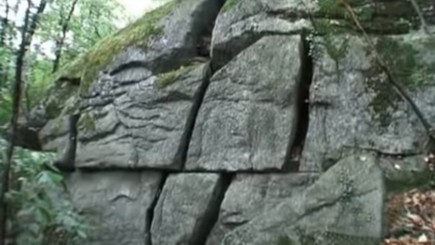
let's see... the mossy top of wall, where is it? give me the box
[54,0,177,96]
[36,0,178,120]
[221,0,239,13]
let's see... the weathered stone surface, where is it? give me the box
[211,0,429,69]
[212,0,312,69]
[29,0,222,158]
[151,173,224,245]
[38,116,69,151]
[75,63,209,169]
[186,35,304,171]
[300,34,435,171]
[67,171,162,245]
[206,173,319,245]
[208,154,385,245]
[108,0,222,74]
[379,154,432,192]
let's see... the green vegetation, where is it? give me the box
[221,0,239,13]
[155,63,199,89]
[0,139,90,244]
[365,37,434,126]
[56,0,177,96]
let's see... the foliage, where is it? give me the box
[25,0,126,108]
[58,0,176,96]
[0,138,90,244]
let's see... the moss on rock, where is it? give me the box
[78,112,96,132]
[221,0,239,13]
[56,0,177,96]
[155,63,199,89]
[364,36,434,126]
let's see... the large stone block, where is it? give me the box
[67,171,162,245]
[186,35,305,171]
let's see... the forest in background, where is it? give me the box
[0,0,163,244]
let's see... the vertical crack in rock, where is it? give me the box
[146,173,168,245]
[194,173,233,245]
[283,32,314,172]
[178,62,214,169]
[53,114,80,172]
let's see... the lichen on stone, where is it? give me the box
[55,0,177,96]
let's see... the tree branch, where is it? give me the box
[52,0,79,73]
[339,0,435,144]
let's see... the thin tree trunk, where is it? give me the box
[0,0,9,88]
[0,1,47,244]
[52,0,79,73]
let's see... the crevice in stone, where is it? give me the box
[192,173,233,245]
[177,0,223,169]
[146,173,168,245]
[177,62,213,170]
[282,31,314,172]
[109,61,149,76]
[57,77,81,86]
[54,114,80,172]
[74,166,321,175]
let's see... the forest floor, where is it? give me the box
[383,189,435,245]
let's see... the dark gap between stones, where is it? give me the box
[179,1,223,169]
[193,173,233,245]
[12,124,42,151]
[282,31,313,172]
[146,173,168,245]
[72,167,321,174]
[177,62,213,170]
[54,113,80,172]
[109,61,149,76]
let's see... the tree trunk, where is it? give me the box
[0,0,9,88]
[0,0,47,244]
[52,0,79,73]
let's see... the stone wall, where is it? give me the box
[24,0,435,244]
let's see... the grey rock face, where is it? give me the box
[98,0,222,77]
[31,0,222,160]
[67,171,162,245]
[151,173,224,245]
[206,173,319,245]
[186,35,305,171]
[300,34,435,171]
[211,0,313,69]
[208,154,385,245]
[38,116,70,152]
[75,64,209,169]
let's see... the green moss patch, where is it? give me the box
[78,112,96,132]
[316,0,416,34]
[55,0,177,96]
[221,0,239,13]
[155,63,200,89]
